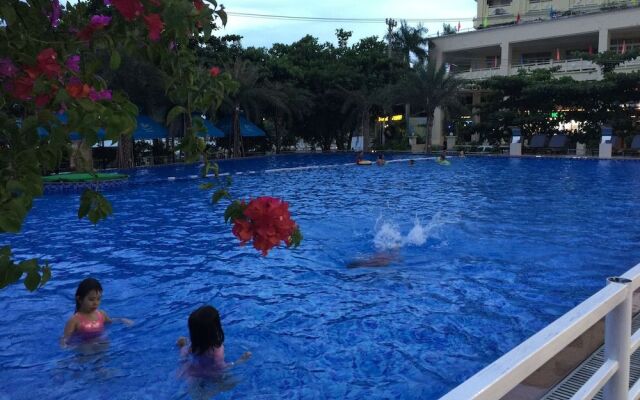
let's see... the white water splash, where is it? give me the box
[373,221,404,250]
[373,213,448,250]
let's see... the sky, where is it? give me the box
[220,0,478,49]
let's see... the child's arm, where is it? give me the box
[61,316,77,347]
[101,310,133,326]
[217,345,252,368]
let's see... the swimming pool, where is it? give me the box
[2,154,640,399]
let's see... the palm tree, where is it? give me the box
[268,81,313,153]
[221,59,289,157]
[338,85,386,152]
[386,60,461,152]
[393,21,429,67]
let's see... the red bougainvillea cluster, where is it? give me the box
[109,0,164,41]
[0,49,111,107]
[232,197,299,256]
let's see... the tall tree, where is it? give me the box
[387,60,461,152]
[221,59,288,157]
[393,21,429,66]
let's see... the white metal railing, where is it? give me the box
[440,262,640,400]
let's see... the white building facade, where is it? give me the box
[428,1,640,146]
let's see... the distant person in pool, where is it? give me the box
[347,252,399,268]
[177,305,251,377]
[61,278,133,346]
[409,159,415,166]
[376,153,386,166]
[355,151,364,164]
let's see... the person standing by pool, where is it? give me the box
[177,305,251,376]
[61,278,133,346]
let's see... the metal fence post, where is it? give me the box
[603,277,632,400]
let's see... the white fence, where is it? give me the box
[440,262,640,400]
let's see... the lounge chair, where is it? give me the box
[624,135,640,155]
[527,134,548,153]
[611,135,624,155]
[548,134,570,154]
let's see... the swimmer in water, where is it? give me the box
[347,252,399,268]
[61,278,133,346]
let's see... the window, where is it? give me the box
[488,0,512,7]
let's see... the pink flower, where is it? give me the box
[78,15,111,41]
[90,15,112,28]
[88,88,112,101]
[0,58,18,79]
[209,66,220,77]
[49,0,61,28]
[66,55,80,72]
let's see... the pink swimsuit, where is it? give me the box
[75,311,105,339]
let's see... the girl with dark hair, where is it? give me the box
[177,305,251,375]
[61,277,133,346]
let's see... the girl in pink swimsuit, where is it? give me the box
[61,278,133,345]
[177,305,252,377]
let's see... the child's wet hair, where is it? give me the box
[188,305,225,355]
[75,277,103,312]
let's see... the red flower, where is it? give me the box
[193,0,205,11]
[111,0,144,21]
[8,75,34,100]
[232,219,253,243]
[231,197,297,255]
[66,82,91,98]
[35,93,52,107]
[143,14,164,41]
[209,66,220,77]
[36,48,61,79]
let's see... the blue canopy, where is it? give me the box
[36,114,167,141]
[202,118,225,138]
[192,114,224,138]
[134,115,168,140]
[218,116,266,137]
[36,113,104,141]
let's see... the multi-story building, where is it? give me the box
[428,0,640,146]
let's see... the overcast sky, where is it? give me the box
[220,0,478,49]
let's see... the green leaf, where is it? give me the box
[110,50,121,70]
[166,105,186,125]
[40,265,51,288]
[0,4,17,26]
[199,182,214,190]
[24,271,41,292]
[288,226,303,248]
[0,211,22,233]
[212,189,230,204]
[223,200,246,223]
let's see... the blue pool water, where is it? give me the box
[2,154,640,399]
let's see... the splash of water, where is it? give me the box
[373,213,447,250]
[373,221,404,250]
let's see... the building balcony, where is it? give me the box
[453,57,640,81]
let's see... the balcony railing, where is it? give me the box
[440,262,640,400]
[453,57,640,80]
